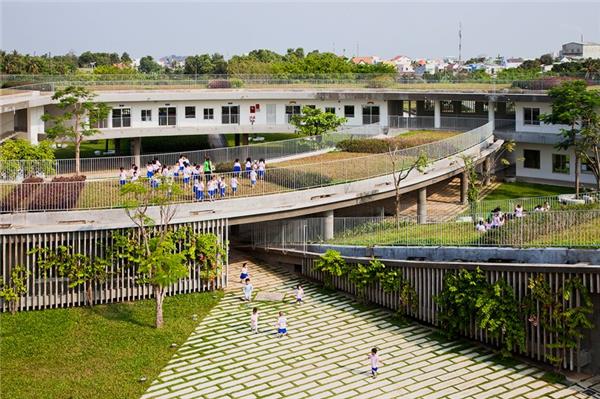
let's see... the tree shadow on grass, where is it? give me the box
[91,302,154,328]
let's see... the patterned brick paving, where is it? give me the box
[142,255,591,399]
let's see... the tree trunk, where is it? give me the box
[9,300,17,315]
[86,283,94,307]
[395,190,401,225]
[574,155,580,196]
[75,139,81,175]
[154,285,165,328]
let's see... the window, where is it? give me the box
[344,105,355,118]
[552,154,570,174]
[581,159,594,174]
[306,105,316,109]
[505,101,515,115]
[423,100,434,112]
[523,149,540,169]
[222,105,239,124]
[441,101,454,113]
[185,106,196,119]
[524,107,540,126]
[362,105,380,125]
[325,107,336,114]
[158,107,177,126]
[203,108,214,120]
[141,109,152,122]
[461,100,476,113]
[285,105,301,123]
[112,108,131,128]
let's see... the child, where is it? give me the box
[150,174,160,189]
[218,177,227,198]
[131,166,139,182]
[295,284,304,305]
[250,169,257,188]
[192,164,201,181]
[233,158,242,178]
[242,278,253,301]
[146,162,154,178]
[250,307,259,334]
[183,165,191,185]
[240,262,249,282]
[194,180,204,201]
[208,179,216,201]
[368,348,381,378]
[119,167,127,186]
[275,311,288,337]
[258,159,266,179]
[245,158,252,178]
[231,176,238,195]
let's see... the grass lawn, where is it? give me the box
[224,133,305,147]
[53,140,119,159]
[0,291,223,399]
[482,182,574,201]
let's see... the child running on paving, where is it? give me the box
[295,284,304,305]
[242,278,253,301]
[368,348,381,379]
[240,262,249,283]
[275,311,288,337]
[250,307,259,333]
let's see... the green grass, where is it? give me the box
[483,182,574,201]
[53,140,119,159]
[224,133,305,147]
[0,290,223,399]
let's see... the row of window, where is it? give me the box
[523,149,592,174]
[421,100,517,114]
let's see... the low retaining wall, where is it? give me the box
[305,244,600,265]
[251,247,600,374]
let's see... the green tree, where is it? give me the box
[290,106,347,136]
[139,56,162,74]
[41,86,111,174]
[0,265,30,315]
[114,177,190,328]
[184,54,214,75]
[120,52,132,65]
[0,139,55,180]
[387,148,429,224]
[313,250,347,290]
[541,80,600,193]
[32,245,108,306]
[539,53,554,66]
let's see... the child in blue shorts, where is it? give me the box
[119,167,127,186]
[275,311,288,337]
[368,348,381,379]
[239,263,249,282]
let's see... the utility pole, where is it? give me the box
[458,22,462,64]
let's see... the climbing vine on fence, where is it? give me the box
[526,275,594,371]
[0,265,30,314]
[314,250,347,290]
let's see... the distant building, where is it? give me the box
[158,55,187,68]
[350,56,380,65]
[504,58,524,69]
[389,55,413,73]
[559,42,600,59]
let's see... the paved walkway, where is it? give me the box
[142,255,592,399]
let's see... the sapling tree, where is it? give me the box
[290,106,347,136]
[114,177,190,328]
[313,249,347,290]
[0,265,30,314]
[42,86,111,174]
[387,147,429,224]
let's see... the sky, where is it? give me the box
[1,1,600,60]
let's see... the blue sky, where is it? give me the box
[2,1,599,59]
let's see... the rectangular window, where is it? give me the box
[344,105,355,118]
[158,107,177,126]
[362,105,380,125]
[524,107,540,125]
[552,154,570,174]
[185,106,196,119]
[112,108,131,128]
[306,105,316,109]
[222,105,239,124]
[325,107,336,114]
[441,101,454,113]
[523,149,540,169]
[423,100,435,112]
[141,109,152,122]
[285,105,301,123]
[505,101,515,115]
[203,108,214,120]
[461,100,476,113]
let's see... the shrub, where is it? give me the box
[313,249,347,289]
[0,178,44,212]
[512,76,581,90]
[264,167,332,189]
[207,78,244,89]
[0,139,56,180]
[28,175,87,211]
[366,75,395,88]
[336,138,390,154]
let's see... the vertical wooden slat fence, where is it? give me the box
[0,218,228,312]
[297,252,599,371]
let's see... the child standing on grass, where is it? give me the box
[193,179,204,202]
[119,167,127,186]
[258,159,266,179]
[295,284,304,305]
[240,262,249,282]
[250,169,257,188]
[368,348,381,379]
[231,176,238,195]
[245,158,252,178]
[242,278,253,301]
[233,159,242,178]
[251,307,259,333]
[275,311,288,337]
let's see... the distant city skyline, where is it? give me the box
[2,1,599,60]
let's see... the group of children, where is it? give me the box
[475,201,552,232]
[118,155,268,200]
[239,263,382,377]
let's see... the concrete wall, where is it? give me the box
[515,142,596,185]
[304,244,600,265]
[514,101,566,134]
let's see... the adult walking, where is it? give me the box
[203,157,213,182]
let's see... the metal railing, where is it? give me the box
[388,116,516,131]
[251,209,600,249]
[0,132,365,181]
[4,74,599,93]
[0,122,493,213]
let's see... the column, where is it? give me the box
[323,210,334,241]
[434,100,441,129]
[131,137,142,167]
[488,100,495,131]
[460,172,468,205]
[27,106,45,145]
[234,134,241,147]
[417,187,427,224]
[483,157,492,186]
[242,133,249,146]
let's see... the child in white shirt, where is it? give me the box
[242,278,253,301]
[250,170,257,187]
[275,311,288,337]
[119,167,127,185]
[295,284,304,305]
[250,307,259,333]
[368,348,381,378]
[231,177,238,195]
